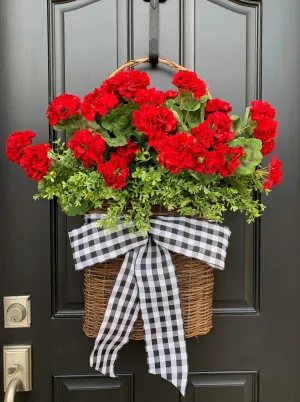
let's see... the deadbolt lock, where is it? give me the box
[7,304,27,323]
[3,296,31,328]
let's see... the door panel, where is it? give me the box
[1,0,300,401]
[54,375,133,402]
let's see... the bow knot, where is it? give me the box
[69,214,230,396]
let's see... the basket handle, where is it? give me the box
[109,58,212,98]
[109,58,187,77]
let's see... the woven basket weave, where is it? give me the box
[83,207,214,340]
[83,255,214,340]
[82,58,214,340]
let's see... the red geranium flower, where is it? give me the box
[261,139,275,156]
[205,98,232,116]
[68,130,106,167]
[81,90,119,121]
[250,100,276,122]
[253,119,278,142]
[157,132,196,173]
[263,155,283,190]
[46,94,81,126]
[207,112,234,143]
[19,143,51,181]
[98,154,129,189]
[172,71,207,99]
[193,149,217,174]
[132,105,177,148]
[190,122,215,148]
[134,88,166,106]
[215,144,244,177]
[165,90,178,99]
[100,70,150,99]
[114,140,140,164]
[5,130,36,163]
[253,119,278,156]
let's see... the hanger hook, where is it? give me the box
[149,0,159,65]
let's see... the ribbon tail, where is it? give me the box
[135,239,188,396]
[90,249,140,377]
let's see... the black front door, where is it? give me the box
[1,1,299,401]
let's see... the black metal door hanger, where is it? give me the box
[143,0,168,65]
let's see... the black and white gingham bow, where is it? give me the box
[69,214,231,395]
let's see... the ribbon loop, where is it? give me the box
[69,214,231,396]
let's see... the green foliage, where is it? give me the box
[53,116,102,140]
[34,143,265,235]
[228,137,263,175]
[100,103,139,146]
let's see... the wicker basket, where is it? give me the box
[82,58,214,340]
[83,255,214,340]
[83,207,214,340]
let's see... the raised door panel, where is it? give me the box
[184,371,258,402]
[54,374,133,402]
[183,0,262,314]
[48,0,131,316]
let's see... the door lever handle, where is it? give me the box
[4,377,22,402]
[3,345,32,399]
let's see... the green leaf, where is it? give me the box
[178,122,189,132]
[172,106,184,123]
[228,137,263,175]
[164,99,175,109]
[53,121,70,131]
[130,130,146,147]
[104,136,128,147]
[199,95,210,104]
[61,200,91,216]
[231,115,241,122]
[86,121,102,131]
[187,109,202,128]
[101,116,113,131]
[182,97,201,112]
[230,115,243,135]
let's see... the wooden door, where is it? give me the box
[1,1,299,401]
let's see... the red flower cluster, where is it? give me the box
[68,130,106,167]
[81,90,119,121]
[67,132,138,189]
[205,98,232,116]
[250,100,277,156]
[47,94,81,126]
[172,71,207,99]
[215,144,244,177]
[113,140,140,164]
[20,143,51,181]
[263,155,283,190]
[206,112,234,143]
[132,105,177,149]
[5,130,36,163]
[157,133,196,173]
[100,70,150,99]
[5,130,51,181]
[98,154,129,189]
[134,88,166,106]
[157,125,243,177]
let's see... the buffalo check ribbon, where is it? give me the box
[69,214,231,396]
